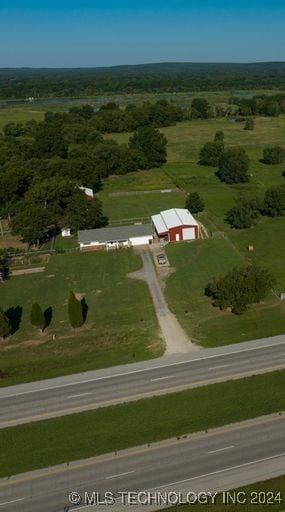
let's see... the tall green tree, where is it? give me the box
[218,147,250,184]
[30,302,45,332]
[12,206,53,246]
[0,309,10,340]
[199,142,224,166]
[33,125,68,159]
[263,185,285,217]
[185,192,205,213]
[68,291,83,329]
[191,98,209,119]
[263,146,285,164]
[129,127,167,169]
[225,196,261,229]
[205,265,274,315]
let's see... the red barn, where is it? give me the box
[151,208,199,242]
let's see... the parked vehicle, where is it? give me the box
[157,253,167,265]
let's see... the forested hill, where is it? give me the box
[1,62,285,98]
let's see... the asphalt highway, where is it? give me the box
[0,415,284,512]
[0,335,285,428]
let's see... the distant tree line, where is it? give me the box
[1,63,285,98]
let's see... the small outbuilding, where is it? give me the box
[78,224,153,251]
[61,227,71,237]
[151,208,199,242]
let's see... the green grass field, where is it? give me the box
[0,107,44,130]
[104,116,285,346]
[164,238,285,347]
[1,105,285,366]
[162,476,285,512]
[0,250,163,386]
[0,370,284,476]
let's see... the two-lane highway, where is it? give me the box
[0,415,284,512]
[0,335,285,428]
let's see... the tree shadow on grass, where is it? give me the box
[44,306,53,330]
[5,306,23,334]
[81,298,88,324]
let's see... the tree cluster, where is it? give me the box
[225,185,285,229]
[205,265,275,315]
[0,109,168,244]
[230,93,285,117]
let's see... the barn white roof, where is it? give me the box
[151,208,198,235]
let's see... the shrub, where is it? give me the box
[263,146,285,164]
[68,291,83,328]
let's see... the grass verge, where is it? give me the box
[161,476,285,511]
[0,370,284,477]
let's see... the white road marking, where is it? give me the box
[144,452,285,492]
[105,470,135,480]
[208,445,234,454]
[1,340,285,399]
[0,498,25,507]
[209,364,229,370]
[151,375,174,382]
[68,393,91,399]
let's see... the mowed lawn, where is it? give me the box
[165,238,285,347]
[84,117,285,347]
[0,251,163,386]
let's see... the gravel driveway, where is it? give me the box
[128,250,199,354]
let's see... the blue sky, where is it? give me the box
[0,1,284,67]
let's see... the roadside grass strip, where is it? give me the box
[0,370,284,477]
[161,475,285,511]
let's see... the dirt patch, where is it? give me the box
[20,336,49,348]
[75,292,85,300]
[0,234,28,250]
[2,336,49,350]
[11,267,46,276]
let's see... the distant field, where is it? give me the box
[0,107,44,130]
[0,251,162,387]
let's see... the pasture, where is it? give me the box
[0,251,162,386]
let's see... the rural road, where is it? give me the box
[128,250,197,354]
[0,335,284,428]
[0,414,284,512]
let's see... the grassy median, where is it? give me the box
[0,370,284,477]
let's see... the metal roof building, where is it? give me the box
[151,208,199,242]
[78,223,153,250]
